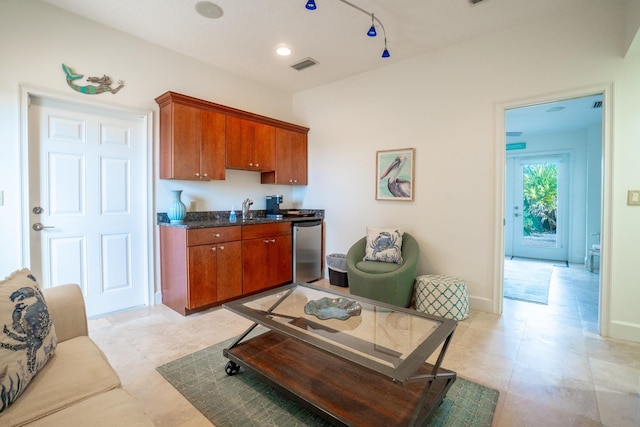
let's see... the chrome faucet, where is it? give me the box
[241,198,253,219]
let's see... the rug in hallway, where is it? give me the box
[504,257,557,304]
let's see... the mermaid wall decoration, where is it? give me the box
[61,64,124,95]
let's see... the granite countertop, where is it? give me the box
[157,209,324,229]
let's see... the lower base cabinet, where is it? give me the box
[188,241,242,307]
[160,222,293,315]
[242,235,292,294]
[215,240,243,301]
[160,226,242,315]
[242,222,293,294]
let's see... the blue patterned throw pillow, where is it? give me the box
[363,227,404,265]
[0,269,57,413]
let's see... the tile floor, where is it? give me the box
[89,264,640,426]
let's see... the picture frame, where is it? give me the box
[376,148,415,201]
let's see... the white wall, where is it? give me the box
[295,1,640,341]
[3,0,640,342]
[0,1,303,281]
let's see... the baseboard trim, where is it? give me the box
[609,319,640,342]
[469,295,494,313]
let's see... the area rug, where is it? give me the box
[157,337,499,427]
[504,257,555,304]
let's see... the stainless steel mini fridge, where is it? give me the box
[293,220,322,283]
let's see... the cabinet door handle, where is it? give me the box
[195,172,200,177]
[219,245,225,250]
[263,239,270,244]
[215,233,221,237]
[202,173,208,178]
[249,163,254,167]
[255,163,259,167]
[270,239,276,243]
[211,246,216,251]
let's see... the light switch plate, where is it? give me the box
[627,190,640,205]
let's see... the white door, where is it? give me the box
[505,154,569,261]
[28,96,148,317]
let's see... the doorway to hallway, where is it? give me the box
[502,93,603,310]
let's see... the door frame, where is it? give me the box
[493,84,613,337]
[19,84,155,311]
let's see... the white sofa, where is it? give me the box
[1,284,153,427]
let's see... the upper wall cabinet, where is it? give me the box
[156,93,226,181]
[226,116,276,172]
[261,128,308,185]
[155,91,309,183]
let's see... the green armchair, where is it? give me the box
[346,233,419,307]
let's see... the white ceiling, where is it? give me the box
[41,0,608,135]
[42,0,601,94]
[506,94,603,138]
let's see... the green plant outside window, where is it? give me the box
[522,163,557,237]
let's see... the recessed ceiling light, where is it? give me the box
[276,46,292,56]
[195,1,223,19]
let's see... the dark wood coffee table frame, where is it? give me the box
[223,283,457,427]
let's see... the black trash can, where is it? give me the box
[326,253,348,287]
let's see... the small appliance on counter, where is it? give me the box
[266,195,283,219]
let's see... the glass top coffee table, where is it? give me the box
[223,283,458,426]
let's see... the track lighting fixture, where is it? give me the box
[305,0,390,58]
[367,13,377,37]
[382,39,390,58]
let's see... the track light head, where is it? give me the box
[382,38,390,58]
[367,13,377,37]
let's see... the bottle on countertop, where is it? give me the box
[229,207,237,222]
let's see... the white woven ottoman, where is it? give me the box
[415,275,469,320]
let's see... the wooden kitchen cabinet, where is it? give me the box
[156,93,226,181]
[160,226,242,315]
[226,116,276,171]
[187,240,243,307]
[188,244,216,308]
[156,91,309,184]
[242,222,292,294]
[215,240,244,301]
[261,128,308,185]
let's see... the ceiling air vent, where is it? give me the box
[593,101,603,109]
[291,57,318,71]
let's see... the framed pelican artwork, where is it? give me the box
[376,148,415,201]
